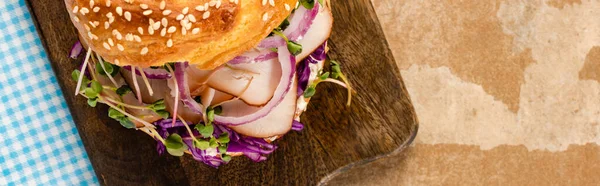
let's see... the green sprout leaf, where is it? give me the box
[330,60,342,79]
[95,62,112,76]
[206,108,215,124]
[193,139,210,150]
[108,107,124,119]
[319,72,330,80]
[209,137,219,148]
[91,81,102,93]
[165,133,188,156]
[149,99,166,111]
[304,86,316,98]
[71,70,89,84]
[278,19,290,31]
[118,118,135,129]
[195,124,214,138]
[116,85,132,96]
[155,110,170,119]
[87,98,98,107]
[84,88,98,98]
[217,132,230,144]
[218,144,228,154]
[287,41,303,56]
[300,0,316,9]
[221,154,232,162]
[213,106,223,115]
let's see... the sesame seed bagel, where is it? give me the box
[65,0,298,69]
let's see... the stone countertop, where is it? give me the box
[326,0,600,185]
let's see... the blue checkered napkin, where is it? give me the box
[0,0,99,185]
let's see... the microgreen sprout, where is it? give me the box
[116,85,132,96]
[303,60,354,106]
[271,30,303,56]
[165,133,188,156]
[149,99,170,119]
[108,107,136,129]
[300,0,316,9]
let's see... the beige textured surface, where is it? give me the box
[327,0,600,185]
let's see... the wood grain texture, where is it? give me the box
[25,0,418,185]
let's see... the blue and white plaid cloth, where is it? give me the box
[0,0,98,185]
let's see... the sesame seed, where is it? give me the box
[124,12,132,21]
[126,33,134,41]
[262,0,267,6]
[108,38,114,46]
[285,4,290,11]
[195,6,205,11]
[163,10,172,15]
[143,10,153,15]
[176,14,185,20]
[141,47,149,55]
[140,4,148,9]
[93,6,100,12]
[182,7,189,14]
[216,1,222,8]
[161,18,168,27]
[72,6,79,13]
[138,27,144,34]
[167,26,176,33]
[262,13,268,21]
[117,44,124,51]
[90,0,95,8]
[188,14,197,22]
[85,24,90,31]
[114,59,120,65]
[104,22,110,29]
[134,35,142,42]
[116,7,123,16]
[185,22,192,30]
[109,16,115,23]
[153,22,161,30]
[209,1,217,7]
[148,26,155,35]
[103,42,111,50]
[106,0,111,7]
[80,8,89,15]
[202,11,210,19]
[166,39,173,47]
[269,0,275,6]
[160,1,166,10]
[88,21,96,28]
[182,27,187,35]
[106,12,113,18]
[192,28,200,34]
[93,21,100,27]
[160,28,167,36]
[180,19,189,27]
[73,16,80,23]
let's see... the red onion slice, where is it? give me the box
[228,50,277,65]
[69,41,83,59]
[257,3,320,48]
[284,2,320,41]
[174,62,204,114]
[123,66,172,79]
[214,45,296,126]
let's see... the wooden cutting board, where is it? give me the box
[25,0,419,185]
